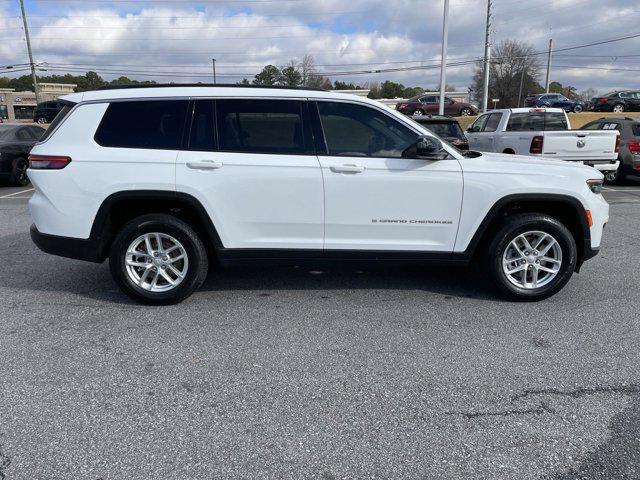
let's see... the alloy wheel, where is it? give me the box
[14,159,29,185]
[502,230,563,289]
[613,104,624,113]
[124,232,189,292]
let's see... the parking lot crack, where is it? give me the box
[511,384,640,403]
[0,444,11,480]
[446,402,555,419]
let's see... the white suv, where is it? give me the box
[28,86,609,304]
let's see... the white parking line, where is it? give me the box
[0,188,34,199]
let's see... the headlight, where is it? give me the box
[587,179,603,194]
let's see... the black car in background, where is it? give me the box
[590,91,640,113]
[411,115,469,150]
[582,117,640,184]
[33,101,65,124]
[0,124,45,186]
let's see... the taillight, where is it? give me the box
[398,103,408,109]
[628,140,640,154]
[615,134,620,153]
[28,155,72,170]
[598,97,608,103]
[530,136,544,154]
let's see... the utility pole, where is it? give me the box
[19,0,39,104]
[545,38,553,93]
[517,65,525,107]
[212,58,217,84]
[438,0,450,116]
[481,0,492,113]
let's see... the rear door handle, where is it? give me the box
[330,164,365,174]
[186,160,223,170]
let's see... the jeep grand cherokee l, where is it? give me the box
[28,85,608,304]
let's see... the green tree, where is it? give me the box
[252,65,281,86]
[379,80,406,99]
[278,65,302,87]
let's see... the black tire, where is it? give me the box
[9,157,30,186]
[413,109,425,116]
[604,166,626,185]
[612,104,625,113]
[35,116,48,124]
[484,213,577,301]
[109,214,209,305]
[460,108,473,116]
[572,104,583,113]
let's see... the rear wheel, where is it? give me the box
[413,109,425,116]
[604,166,625,185]
[613,104,625,113]
[572,104,583,113]
[35,116,48,124]
[485,214,577,301]
[109,214,208,304]
[460,108,473,116]
[9,157,29,186]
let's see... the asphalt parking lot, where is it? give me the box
[1,182,639,479]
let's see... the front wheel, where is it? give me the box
[109,214,209,305]
[572,104,583,113]
[460,108,473,116]
[35,116,48,124]
[485,214,577,301]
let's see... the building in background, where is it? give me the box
[0,83,76,122]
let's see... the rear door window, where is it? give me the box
[216,99,310,154]
[95,100,189,150]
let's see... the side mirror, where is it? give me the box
[402,136,448,160]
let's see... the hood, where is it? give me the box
[462,151,603,179]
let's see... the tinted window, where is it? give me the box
[482,113,502,132]
[216,99,308,154]
[28,126,45,139]
[632,124,640,137]
[188,100,216,151]
[421,96,437,103]
[95,100,188,150]
[317,101,418,158]
[506,112,567,131]
[582,121,602,130]
[419,122,464,139]
[16,128,35,140]
[39,104,73,143]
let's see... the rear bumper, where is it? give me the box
[30,224,104,263]
[586,160,620,173]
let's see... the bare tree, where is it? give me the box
[470,39,542,108]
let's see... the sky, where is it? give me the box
[1,0,639,95]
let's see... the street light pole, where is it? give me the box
[481,0,492,113]
[545,39,553,93]
[19,0,39,104]
[438,0,449,116]
[212,58,217,85]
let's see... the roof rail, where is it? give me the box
[96,83,326,92]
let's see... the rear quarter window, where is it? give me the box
[94,100,189,150]
[37,104,74,143]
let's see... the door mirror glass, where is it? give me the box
[402,136,447,160]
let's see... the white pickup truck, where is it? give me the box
[465,108,620,174]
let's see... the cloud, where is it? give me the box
[1,0,638,93]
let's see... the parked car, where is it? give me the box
[465,108,619,174]
[411,115,468,150]
[581,117,640,184]
[523,93,584,113]
[396,94,478,117]
[590,91,640,113]
[29,85,607,304]
[0,123,45,186]
[33,101,65,124]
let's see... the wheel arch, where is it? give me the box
[90,190,222,262]
[465,194,591,268]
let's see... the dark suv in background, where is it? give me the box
[523,93,583,112]
[590,91,640,113]
[581,117,640,184]
[397,94,478,117]
[33,101,64,124]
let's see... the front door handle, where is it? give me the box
[186,160,223,170]
[330,164,365,174]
